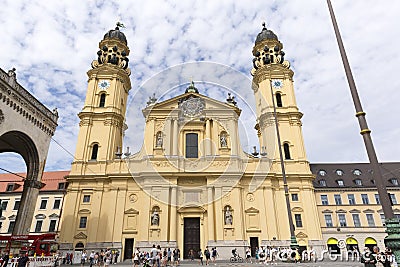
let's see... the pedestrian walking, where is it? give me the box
[198,250,203,265]
[245,247,252,264]
[204,247,210,265]
[17,253,29,267]
[361,247,376,267]
[211,247,218,263]
[1,251,10,267]
[81,250,88,267]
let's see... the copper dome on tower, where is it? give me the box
[255,23,278,44]
[103,26,127,45]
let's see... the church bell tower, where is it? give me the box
[251,23,308,167]
[72,25,132,169]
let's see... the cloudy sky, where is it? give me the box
[1,0,399,173]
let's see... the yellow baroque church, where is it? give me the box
[59,24,325,259]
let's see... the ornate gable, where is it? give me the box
[74,232,87,239]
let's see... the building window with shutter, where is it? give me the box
[185,133,198,158]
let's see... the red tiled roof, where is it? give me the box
[0,171,69,192]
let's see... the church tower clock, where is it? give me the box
[72,26,131,167]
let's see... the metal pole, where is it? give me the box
[326,0,393,219]
[327,0,400,262]
[269,79,298,249]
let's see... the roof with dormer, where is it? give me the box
[0,171,69,193]
[311,162,400,189]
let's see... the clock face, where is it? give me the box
[98,80,110,90]
[271,79,283,89]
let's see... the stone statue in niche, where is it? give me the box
[220,133,227,147]
[151,210,160,226]
[224,206,233,225]
[156,132,163,147]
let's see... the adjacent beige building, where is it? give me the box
[0,171,68,235]
[311,163,400,253]
[58,25,324,259]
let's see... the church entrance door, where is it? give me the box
[124,238,134,260]
[183,217,200,259]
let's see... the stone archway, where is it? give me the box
[0,67,58,234]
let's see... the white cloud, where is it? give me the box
[1,0,399,172]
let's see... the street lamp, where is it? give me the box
[326,0,400,261]
[269,79,298,250]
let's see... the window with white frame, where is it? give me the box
[348,194,356,205]
[361,194,369,204]
[352,214,361,227]
[34,220,43,232]
[53,199,61,209]
[366,214,375,227]
[324,214,333,227]
[39,199,47,209]
[338,214,347,227]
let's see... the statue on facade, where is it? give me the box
[7,68,17,86]
[224,206,233,225]
[220,133,227,147]
[151,210,160,226]
[156,132,163,147]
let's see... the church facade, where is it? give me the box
[59,25,324,259]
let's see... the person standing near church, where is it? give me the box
[17,253,29,267]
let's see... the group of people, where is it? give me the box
[132,245,181,267]
[191,247,218,265]
[232,246,301,264]
[80,249,120,267]
[361,246,394,267]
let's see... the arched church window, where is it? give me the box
[186,133,198,158]
[283,143,291,160]
[91,144,99,160]
[156,131,163,147]
[276,93,283,107]
[99,93,106,107]
[220,131,228,147]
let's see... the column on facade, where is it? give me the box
[164,118,172,156]
[228,120,238,156]
[172,119,179,156]
[212,120,219,155]
[262,185,278,239]
[169,185,178,241]
[214,187,223,241]
[205,119,212,156]
[207,185,215,241]
[146,118,155,154]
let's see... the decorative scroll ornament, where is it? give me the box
[179,97,205,118]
